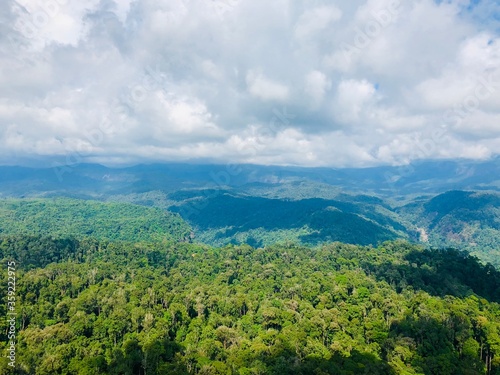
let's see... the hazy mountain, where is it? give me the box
[1,158,500,199]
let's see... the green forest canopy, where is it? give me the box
[1,236,500,375]
[0,198,192,243]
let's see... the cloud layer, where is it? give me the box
[1,0,500,167]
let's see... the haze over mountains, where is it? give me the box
[2,157,500,198]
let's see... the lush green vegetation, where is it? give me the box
[168,192,407,247]
[1,172,500,374]
[398,191,500,266]
[0,198,192,243]
[1,188,499,270]
[1,236,500,374]
[2,163,500,267]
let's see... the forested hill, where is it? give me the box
[1,237,500,374]
[0,198,192,243]
[398,190,500,266]
[2,193,500,268]
[168,191,408,247]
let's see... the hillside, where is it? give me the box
[398,191,500,266]
[1,237,500,374]
[168,191,408,247]
[0,198,192,243]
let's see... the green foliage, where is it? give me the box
[398,191,500,266]
[0,198,192,243]
[169,192,405,247]
[1,237,500,374]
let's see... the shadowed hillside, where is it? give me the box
[168,192,407,247]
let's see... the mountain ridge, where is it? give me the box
[1,157,500,198]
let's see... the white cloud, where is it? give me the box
[11,0,100,48]
[304,70,331,108]
[0,0,499,167]
[294,5,342,42]
[332,79,377,124]
[246,71,290,102]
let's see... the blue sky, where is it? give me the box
[1,0,500,167]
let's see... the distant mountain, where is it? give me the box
[1,158,500,199]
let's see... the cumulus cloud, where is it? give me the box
[0,0,499,167]
[294,5,342,42]
[246,71,290,102]
[332,79,377,124]
[304,70,331,108]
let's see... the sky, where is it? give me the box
[1,0,500,168]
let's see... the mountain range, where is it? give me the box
[1,158,499,265]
